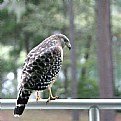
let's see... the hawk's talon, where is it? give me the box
[36,91,41,102]
[36,96,41,102]
[46,96,59,104]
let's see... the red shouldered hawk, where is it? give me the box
[14,34,71,117]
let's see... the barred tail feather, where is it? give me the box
[14,97,28,117]
[14,104,25,117]
[14,89,31,117]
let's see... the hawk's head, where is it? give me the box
[55,34,71,50]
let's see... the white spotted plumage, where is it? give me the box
[14,34,71,117]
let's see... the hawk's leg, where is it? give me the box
[36,91,41,102]
[46,87,59,104]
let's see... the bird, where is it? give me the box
[13,34,71,117]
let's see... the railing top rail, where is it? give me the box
[1,99,121,110]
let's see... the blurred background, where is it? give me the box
[1,0,121,121]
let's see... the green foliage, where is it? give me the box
[78,77,99,98]
[21,1,66,39]
[0,0,98,99]
[1,0,121,99]
[0,0,3,3]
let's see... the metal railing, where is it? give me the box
[1,99,121,121]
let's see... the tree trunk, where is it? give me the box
[68,0,79,121]
[81,36,92,79]
[96,0,115,121]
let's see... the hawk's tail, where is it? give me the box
[14,89,32,117]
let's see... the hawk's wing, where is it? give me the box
[21,45,63,90]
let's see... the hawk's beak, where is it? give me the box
[68,43,71,50]
[67,43,71,50]
[68,46,71,50]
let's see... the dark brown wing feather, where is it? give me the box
[21,46,62,91]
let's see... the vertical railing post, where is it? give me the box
[89,106,100,121]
